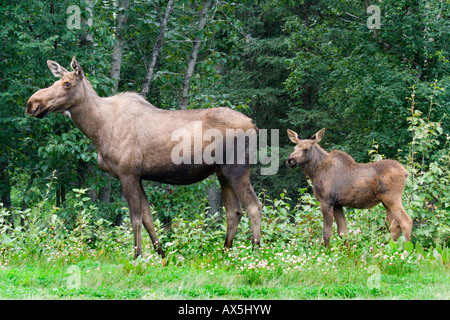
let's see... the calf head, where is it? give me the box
[286,128,325,167]
[26,57,85,119]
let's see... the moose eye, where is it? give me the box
[64,82,71,88]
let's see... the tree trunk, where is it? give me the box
[141,0,174,98]
[77,159,97,202]
[111,0,130,93]
[21,173,35,211]
[207,182,222,218]
[301,1,313,130]
[114,185,127,226]
[178,0,214,110]
[302,0,310,28]
[98,172,112,203]
[56,185,66,208]
[104,0,130,204]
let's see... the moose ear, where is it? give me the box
[287,129,300,144]
[70,56,84,78]
[47,60,69,78]
[311,128,325,143]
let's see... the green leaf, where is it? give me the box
[388,240,397,250]
[415,242,424,255]
[405,241,414,252]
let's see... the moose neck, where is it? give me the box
[69,80,105,147]
[301,144,328,181]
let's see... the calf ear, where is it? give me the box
[311,128,325,143]
[70,56,84,78]
[47,60,69,78]
[287,129,300,144]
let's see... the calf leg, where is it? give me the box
[333,205,347,236]
[383,204,402,241]
[398,204,412,242]
[217,173,244,248]
[382,198,412,242]
[320,203,334,247]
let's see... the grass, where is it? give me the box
[1,238,449,300]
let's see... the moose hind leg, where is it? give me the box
[333,205,347,237]
[218,173,244,248]
[220,166,262,248]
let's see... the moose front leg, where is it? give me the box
[320,203,334,247]
[139,180,165,258]
[120,175,144,258]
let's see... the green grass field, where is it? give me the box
[1,238,449,300]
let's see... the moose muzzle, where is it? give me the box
[286,156,297,168]
[26,96,51,119]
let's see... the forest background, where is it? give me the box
[0,0,449,299]
[0,0,450,298]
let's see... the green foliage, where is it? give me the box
[1,0,449,300]
[1,191,449,299]
[145,180,210,223]
[2,0,447,209]
[283,0,449,161]
[0,1,449,298]
[403,86,450,246]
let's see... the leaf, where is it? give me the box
[415,242,424,255]
[388,240,397,250]
[405,241,414,253]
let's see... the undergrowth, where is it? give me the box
[0,87,449,299]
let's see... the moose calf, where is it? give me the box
[287,128,412,247]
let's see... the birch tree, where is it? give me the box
[141,0,174,98]
[103,0,130,204]
[110,0,130,94]
[178,0,214,110]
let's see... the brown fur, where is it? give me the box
[287,128,412,247]
[26,57,262,258]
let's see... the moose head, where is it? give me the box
[286,128,325,167]
[26,57,85,119]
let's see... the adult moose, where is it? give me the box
[286,128,412,247]
[26,57,262,258]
